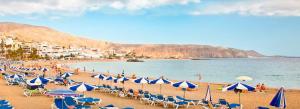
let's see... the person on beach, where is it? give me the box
[256,83,261,92]
[261,84,266,92]
[117,74,122,78]
[132,74,136,79]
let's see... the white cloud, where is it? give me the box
[191,0,300,16]
[0,0,200,16]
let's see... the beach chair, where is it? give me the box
[64,97,91,109]
[76,97,101,105]
[122,107,134,109]
[216,99,241,109]
[51,98,68,109]
[110,86,119,94]
[257,106,269,109]
[0,100,9,105]
[140,93,151,104]
[126,89,134,98]
[228,103,242,109]
[0,104,14,109]
[153,94,165,106]
[99,104,119,109]
[148,94,158,105]
[175,96,196,106]
[6,79,19,86]
[137,90,144,99]
[163,96,188,109]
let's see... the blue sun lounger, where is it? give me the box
[64,97,91,109]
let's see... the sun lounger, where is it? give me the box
[140,94,151,104]
[257,106,269,109]
[6,79,19,86]
[23,88,46,97]
[99,104,119,109]
[0,100,9,105]
[77,97,101,105]
[51,98,68,109]
[164,96,188,109]
[126,89,134,98]
[152,94,165,106]
[175,96,196,106]
[64,97,91,109]
[0,104,14,109]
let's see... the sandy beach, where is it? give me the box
[1,60,300,109]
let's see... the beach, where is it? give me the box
[1,60,300,109]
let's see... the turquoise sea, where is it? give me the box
[69,58,300,89]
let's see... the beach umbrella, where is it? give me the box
[92,74,107,85]
[270,87,286,109]
[105,76,116,81]
[133,77,149,90]
[61,72,73,78]
[105,76,116,85]
[45,89,79,97]
[150,78,172,94]
[222,83,255,106]
[172,81,198,98]
[69,82,96,93]
[93,74,106,80]
[204,85,212,102]
[236,76,253,81]
[114,77,130,83]
[28,77,50,85]
[114,77,130,89]
[9,74,23,79]
[54,78,64,83]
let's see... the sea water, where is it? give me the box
[69,58,300,89]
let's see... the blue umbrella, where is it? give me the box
[61,72,73,78]
[172,81,198,98]
[105,76,116,81]
[133,77,149,90]
[114,77,130,89]
[93,74,106,80]
[28,77,49,85]
[114,77,130,83]
[270,87,286,109]
[205,85,212,102]
[222,83,255,105]
[54,78,64,83]
[9,74,23,79]
[92,74,107,85]
[150,78,172,94]
[69,82,96,93]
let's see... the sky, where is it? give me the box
[0,0,300,56]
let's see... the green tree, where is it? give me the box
[29,48,39,60]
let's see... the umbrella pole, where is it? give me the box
[98,79,100,86]
[123,82,125,89]
[239,92,241,109]
[142,84,144,90]
[160,84,162,94]
[183,89,186,98]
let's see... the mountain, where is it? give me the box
[0,22,263,58]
